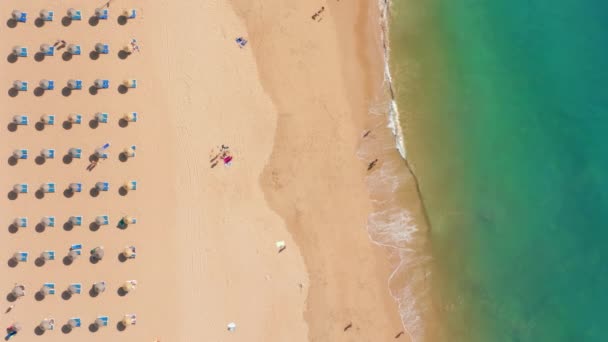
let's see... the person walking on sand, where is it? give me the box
[5,304,14,313]
[368,159,378,171]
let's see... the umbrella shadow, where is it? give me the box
[6,19,17,28]
[61,290,72,300]
[6,53,17,63]
[61,324,72,334]
[7,156,17,166]
[88,323,99,333]
[8,224,18,234]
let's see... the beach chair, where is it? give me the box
[95,215,110,226]
[68,283,82,294]
[41,182,56,193]
[14,252,28,262]
[95,43,110,54]
[12,81,28,91]
[43,283,56,295]
[94,79,110,89]
[124,180,137,191]
[69,216,83,227]
[40,44,55,56]
[13,149,28,159]
[236,37,248,48]
[95,8,109,20]
[39,79,55,90]
[69,148,82,158]
[41,149,55,159]
[42,216,55,227]
[40,9,54,22]
[67,79,83,90]
[69,183,82,193]
[41,114,55,125]
[95,112,109,123]
[68,114,83,124]
[96,182,110,191]
[14,217,27,228]
[13,184,28,194]
[12,10,27,23]
[123,9,137,19]
[67,9,82,21]
[41,251,55,261]
[67,318,81,328]
[123,79,137,88]
[123,112,138,122]
[12,46,27,58]
[67,44,81,55]
[12,115,28,125]
[95,316,109,327]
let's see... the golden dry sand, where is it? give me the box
[0,0,408,341]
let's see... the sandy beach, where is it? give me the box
[1,0,408,341]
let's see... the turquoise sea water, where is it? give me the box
[389,1,608,340]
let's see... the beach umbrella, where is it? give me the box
[94,318,105,327]
[39,9,51,19]
[94,79,106,88]
[40,183,52,192]
[67,250,79,260]
[122,215,136,226]
[12,80,25,90]
[11,285,25,298]
[123,146,136,158]
[91,247,105,260]
[68,114,81,123]
[41,251,53,260]
[67,8,79,18]
[40,44,52,54]
[95,182,107,191]
[39,79,52,90]
[93,282,106,294]
[12,149,23,158]
[67,44,79,54]
[123,44,134,53]
[123,181,136,191]
[11,10,23,20]
[122,246,136,258]
[67,79,80,89]
[95,43,107,53]
[41,149,54,159]
[39,319,54,331]
[40,285,51,296]
[13,184,23,193]
[123,112,137,122]
[121,314,136,327]
[68,284,79,294]
[69,183,81,192]
[12,46,24,56]
[67,319,79,328]
[121,280,137,292]
[41,114,53,124]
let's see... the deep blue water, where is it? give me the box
[390,1,608,340]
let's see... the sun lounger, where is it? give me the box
[43,283,56,295]
[40,10,54,21]
[12,115,28,125]
[12,10,27,23]
[96,112,109,123]
[68,283,82,294]
[41,149,55,159]
[96,182,110,191]
[13,81,28,91]
[95,8,109,20]
[14,217,27,228]
[67,44,81,55]
[94,79,110,89]
[68,114,83,124]
[42,251,55,260]
[41,182,56,193]
[14,252,28,262]
[12,46,27,57]
[96,316,109,327]
[123,112,138,122]
[69,148,82,158]
[13,184,28,193]
[39,79,54,90]
[13,149,28,159]
[41,114,55,125]
[69,183,82,193]
[123,79,137,88]
[123,9,137,19]
[69,216,83,227]
[95,43,110,54]
[67,79,83,90]
[67,9,82,21]
[96,215,109,225]
[40,44,54,56]
[42,216,55,227]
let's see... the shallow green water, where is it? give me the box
[389,1,608,340]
